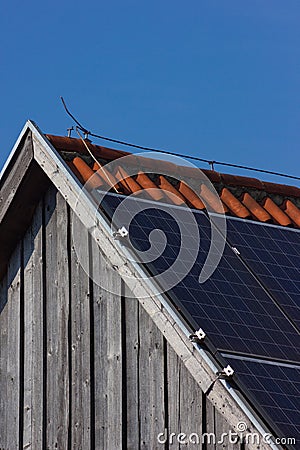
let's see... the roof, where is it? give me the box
[1,121,299,449]
[46,134,300,229]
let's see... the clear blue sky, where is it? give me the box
[1,1,299,185]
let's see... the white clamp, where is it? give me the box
[232,247,241,256]
[113,226,129,239]
[217,365,235,378]
[189,328,206,343]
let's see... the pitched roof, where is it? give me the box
[46,134,300,228]
[1,122,299,447]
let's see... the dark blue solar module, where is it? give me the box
[99,192,300,362]
[226,218,300,330]
[225,355,300,445]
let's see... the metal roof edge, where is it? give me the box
[0,120,33,181]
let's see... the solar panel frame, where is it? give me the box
[97,192,300,363]
[224,353,300,448]
[224,215,300,331]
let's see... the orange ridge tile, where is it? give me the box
[135,172,164,201]
[261,197,292,227]
[199,184,228,214]
[156,176,186,206]
[221,173,264,190]
[262,181,300,199]
[72,157,104,190]
[221,188,251,219]
[66,161,85,184]
[93,161,120,190]
[46,134,129,161]
[282,200,300,227]
[178,181,205,210]
[115,166,143,195]
[241,193,272,223]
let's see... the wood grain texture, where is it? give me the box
[138,304,165,449]
[70,210,91,449]
[23,202,44,449]
[92,237,123,450]
[179,354,202,449]
[124,286,140,450]
[6,243,22,450]
[44,186,70,450]
[0,273,8,449]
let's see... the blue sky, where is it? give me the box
[1,1,299,184]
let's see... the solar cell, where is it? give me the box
[225,355,300,445]
[98,192,300,362]
[226,218,300,329]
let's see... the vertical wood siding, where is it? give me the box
[0,187,244,450]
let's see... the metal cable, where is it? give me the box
[75,127,120,193]
[61,97,300,183]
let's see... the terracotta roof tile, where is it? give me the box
[200,169,222,184]
[178,181,205,210]
[46,134,130,161]
[115,166,143,195]
[66,161,85,185]
[220,173,264,190]
[282,200,300,227]
[241,193,272,223]
[262,197,292,227]
[199,184,228,214]
[157,176,186,206]
[262,181,300,198]
[135,172,165,201]
[45,135,300,228]
[72,157,104,190]
[93,161,119,190]
[221,188,251,219]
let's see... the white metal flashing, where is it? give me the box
[0,121,32,180]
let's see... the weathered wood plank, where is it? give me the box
[179,356,202,449]
[215,408,239,450]
[0,132,33,222]
[166,343,180,450]
[92,237,123,450]
[106,256,123,450]
[124,286,140,450]
[0,273,8,449]
[138,304,165,449]
[70,211,91,449]
[205,398,216,450]
[6,243,22,449]
[0,132,49,281]
[92,242,108,449]
[23,201,44,449]
[45,186,69,449]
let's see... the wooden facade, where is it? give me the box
[0,185,246,450]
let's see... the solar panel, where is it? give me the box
[226,218,300,329]
[225,355,300,444]
[98,192,300,362]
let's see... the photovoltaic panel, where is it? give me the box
[225,355,300,445]
[98,192,300,362]
[226,218,300,329]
